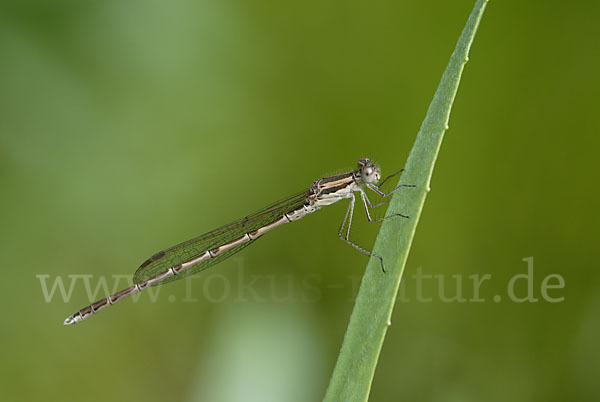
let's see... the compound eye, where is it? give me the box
[365,167,373,176]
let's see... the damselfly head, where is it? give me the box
[357,158,381,184]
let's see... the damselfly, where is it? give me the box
[63,158,414,325]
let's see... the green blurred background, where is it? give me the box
[1,1,598,401]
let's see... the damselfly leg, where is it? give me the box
[336,175,415,272]
[377,168,404,188]
[337,193,386,271]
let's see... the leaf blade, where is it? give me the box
[323,1,489,400]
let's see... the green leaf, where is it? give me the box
[323,1,489,401]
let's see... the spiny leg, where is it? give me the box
[361,191,409,221]
[377,168,404,188]
[367,182,416,198]
[367,196,391,209]
[337,194,353,239]
[337,194,386,272]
